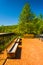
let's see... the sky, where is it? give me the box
[0,0,43,25]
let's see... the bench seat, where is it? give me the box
[10,43,18,53]
[7,38,21,58]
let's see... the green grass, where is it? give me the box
[0,35,17,52]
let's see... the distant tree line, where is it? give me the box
[0,25,18,34]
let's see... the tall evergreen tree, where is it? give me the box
[18,3,34,34]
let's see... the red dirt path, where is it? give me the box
[5,38,43,65]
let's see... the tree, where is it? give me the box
[18,3,34,34]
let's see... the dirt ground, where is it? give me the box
[0,38,43,65]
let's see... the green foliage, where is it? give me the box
[0,3,43,36]
[18,3,43,35]
[0,25,18,33]
[18,3,35,34]
[0,34,17,52]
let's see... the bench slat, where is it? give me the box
[17,39,20,42]
[11,43,18,53]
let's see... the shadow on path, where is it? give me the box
[14,47,22,59]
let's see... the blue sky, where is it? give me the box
[0,0,43,25]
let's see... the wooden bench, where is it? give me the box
[7,38,22,58]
